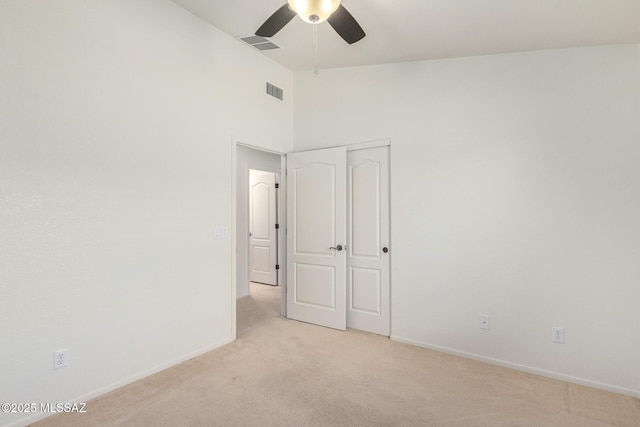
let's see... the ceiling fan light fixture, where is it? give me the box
[288,0,341,24]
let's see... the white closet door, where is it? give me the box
[347,146,390,336]
[286,147,347,330]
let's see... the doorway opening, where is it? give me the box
[235,144,286,329]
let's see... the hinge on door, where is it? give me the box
[275,224,280,229]
[275,264,280,270]
[275,183,280,189]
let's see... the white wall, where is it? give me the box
[293,45,640,396]
[0,1,292,425]
[236,146,282,298]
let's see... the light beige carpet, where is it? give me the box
[35,283,639,426]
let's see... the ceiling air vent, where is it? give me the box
[266,82,284,101]
[241,36,280,51]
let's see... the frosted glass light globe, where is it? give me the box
[288,0,341,24]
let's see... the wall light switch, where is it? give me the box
[214,227,229,239]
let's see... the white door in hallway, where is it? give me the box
[249,171,277,285]
[286,147,347,330]
[347,147,390,336]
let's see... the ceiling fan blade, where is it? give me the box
[255,4,296,37]
[327,4,366,44]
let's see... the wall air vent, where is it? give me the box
[266,82,284,101]
[240,36,280,51]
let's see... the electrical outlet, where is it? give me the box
[479,315,490,330]
[54,349,68,370]
[552,327,565,343]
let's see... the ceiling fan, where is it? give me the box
[256,0,366,44]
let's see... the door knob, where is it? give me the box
[330,245,344,251]
[383,247,389,253]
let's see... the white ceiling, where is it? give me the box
[171,0,640,71]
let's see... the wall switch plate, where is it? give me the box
[214,226,229,239]
[54,349,68,370]
[552,327,565,343]
[479,315,490,330]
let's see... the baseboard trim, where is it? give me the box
[6,337,235,427]
[390,335,639,399]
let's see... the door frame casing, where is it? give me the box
[292,139,390,155]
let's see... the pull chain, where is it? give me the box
[313,23,319,75]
